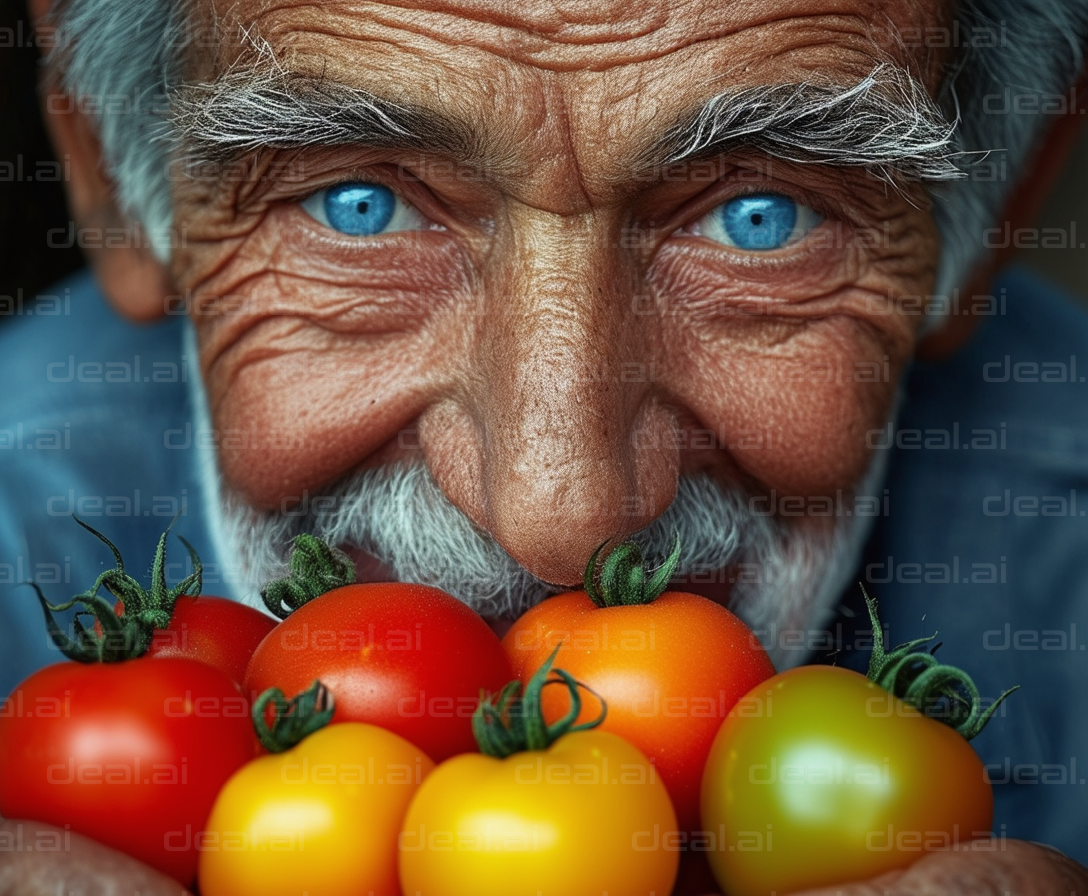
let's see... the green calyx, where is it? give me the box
[583,536,682,608]
[863,585,1018,740]
[34,515,202,663]
[473,646,606,758]
[252,680,335,753]
[261,534,356,619]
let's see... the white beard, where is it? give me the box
[188,325,887,671]
[214,458,885,670]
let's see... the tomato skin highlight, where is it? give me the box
[0,657,255,886]
[399,729,679,896]
[503,590,775,830]
[701,665,995,896]
[199,722,433,896]
[244,583,513,761]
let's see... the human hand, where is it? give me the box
[0,819,191,896]
[787,839,1088,896]
[678,838,1088,895]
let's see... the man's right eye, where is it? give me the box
[300,182,426,236]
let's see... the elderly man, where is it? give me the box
[2,0,1088,892]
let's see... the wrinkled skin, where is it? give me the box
[16,0,1088,893]
[172,0,943,587]
[791,841,1088,896]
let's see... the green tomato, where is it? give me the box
[701,665,994,896]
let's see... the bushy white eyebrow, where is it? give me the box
[172,70,469,163]
[645,64,965,186]
[176,60,962,191]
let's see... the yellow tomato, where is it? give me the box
[199,722,434,896]
[399,729,679,896]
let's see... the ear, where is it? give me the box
[917,67,1088,359]
[32,0,171,322]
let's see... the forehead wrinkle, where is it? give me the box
[206,0,927,77]
[370,0,675,41]
[426,0,925,72]
[186,1,949,200]
[319,0,684,71]
[538,78,596,212]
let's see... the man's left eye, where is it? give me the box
[300,182,427,236]
[694,193,823,251]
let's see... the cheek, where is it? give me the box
[674,318,901,496]
[176,204,475,508]
[651,204,935,498]
[210,348,411,507]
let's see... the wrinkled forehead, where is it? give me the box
[187,0,950,159]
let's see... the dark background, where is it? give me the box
[1,0,1086,307]
[0,0,82,301]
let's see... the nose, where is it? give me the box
[420,208,680,586]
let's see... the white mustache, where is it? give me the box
[216,461,879,669]
[224,465,755,611]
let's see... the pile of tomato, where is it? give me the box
[0,522,1015,896]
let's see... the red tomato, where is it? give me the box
[503,589,775,830]
[0,657,254,886]
[244,583,513,761]
[74,520,274,684]
[138,596,276,686]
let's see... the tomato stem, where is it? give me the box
[583,536,681,608]
[261,534,357,619]
[862,585,1018,740]
[473,646,606,757]
[252,680,336,753]
[32,515,202,663]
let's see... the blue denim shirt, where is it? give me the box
[1,266,1086,861]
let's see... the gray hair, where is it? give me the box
[44,0,1088,295]
[46,0,188,259]
[646,64,965,185]
[930,0,1088,296]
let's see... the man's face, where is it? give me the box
[171,0,943,594]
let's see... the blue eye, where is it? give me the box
[300,182,426,236]
[324,183,395,235]
[697,193,822,251]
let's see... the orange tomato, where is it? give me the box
[503,588,774,830]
